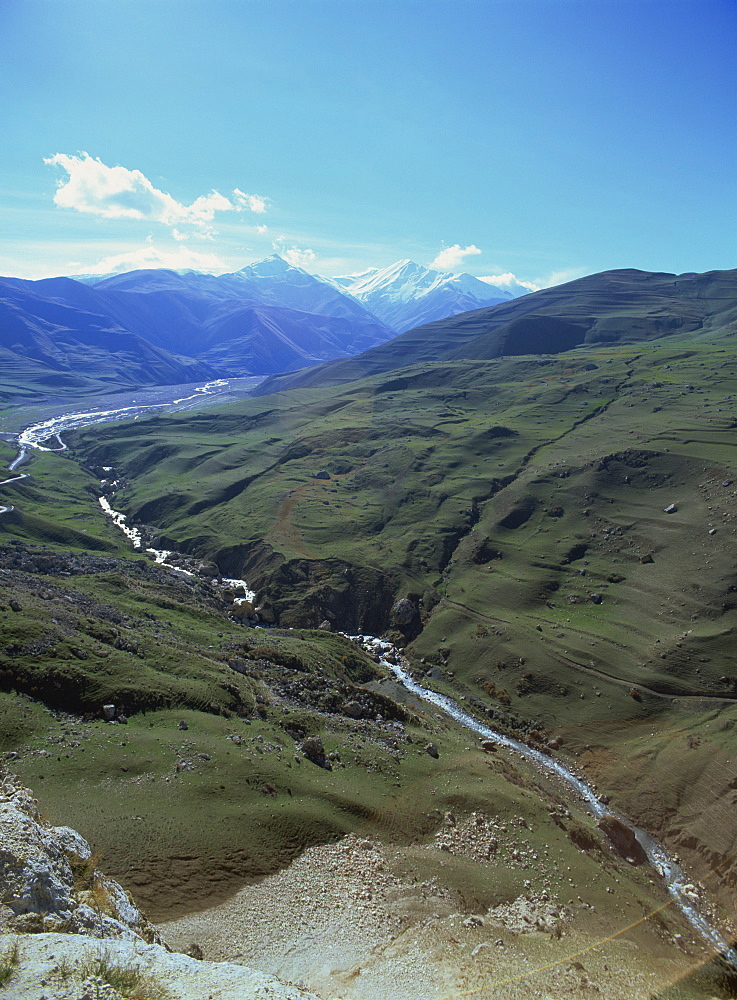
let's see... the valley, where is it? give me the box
[1,268,737,999]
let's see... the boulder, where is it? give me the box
[230,601,254,620]
[298,736,332,770]
[597,814,648,865]
[343,701,365,720]
[391,598,417,626]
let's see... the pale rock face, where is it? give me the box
[50,826,92,863]
[0,774,326,1000]
[0,774,158,943]
[0,932,327,1000]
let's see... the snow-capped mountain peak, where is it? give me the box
[326,259,517,332]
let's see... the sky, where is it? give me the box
[1,0,735,288]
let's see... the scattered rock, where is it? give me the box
[313,470,330,480]
[425,742,439,759]
[664,503,678,514]
[177,720,189,731]
[486,894,572,935]
[102,704,116,721]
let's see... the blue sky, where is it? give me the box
[1,0,734,287]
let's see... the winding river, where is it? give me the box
[2,383,735,966]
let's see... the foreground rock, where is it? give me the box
[0,932,324,1000]
[597,814,648,865]
[0,774,325,999]
[0,773,157,941]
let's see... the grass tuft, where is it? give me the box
[0,941,20,988]
[78,949,174,999]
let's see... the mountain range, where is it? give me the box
[4,257,735,405]
[0,255,523,399]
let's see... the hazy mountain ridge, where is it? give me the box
[0,277,218,397]
[0,256,396,396]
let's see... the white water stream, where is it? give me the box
[3,383,734,966]
[348,635,735,960]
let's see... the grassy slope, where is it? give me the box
[65,337,737,928]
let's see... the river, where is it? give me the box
[1,379,735,966]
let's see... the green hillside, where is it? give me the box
[59,335,737,925]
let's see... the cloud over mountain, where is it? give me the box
[79,243,227,275]
[44,153,267,236]
[429,244,482,270]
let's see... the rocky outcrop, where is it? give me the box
[0,774,325,999]
[0,772,158,942]
[298,736,332,770]
[215,540,400,633]
[0,931,325,999]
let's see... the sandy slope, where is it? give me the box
[160,832,701,1000]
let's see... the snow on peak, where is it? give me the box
[235,254,295,278]
[326,259,516,332]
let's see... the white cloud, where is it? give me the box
[74,243,227,276]
[272,237,317,268]
[256,224,269,234]
[283,246,316,267]
[479,272,540,292]
[44,153,267,235]
[536,267,586,288]
[479,267,587,293]
[234,188,268,214]
[429,243,482,271]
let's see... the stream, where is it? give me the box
[351,635,736,962]
[2,385,735,966]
